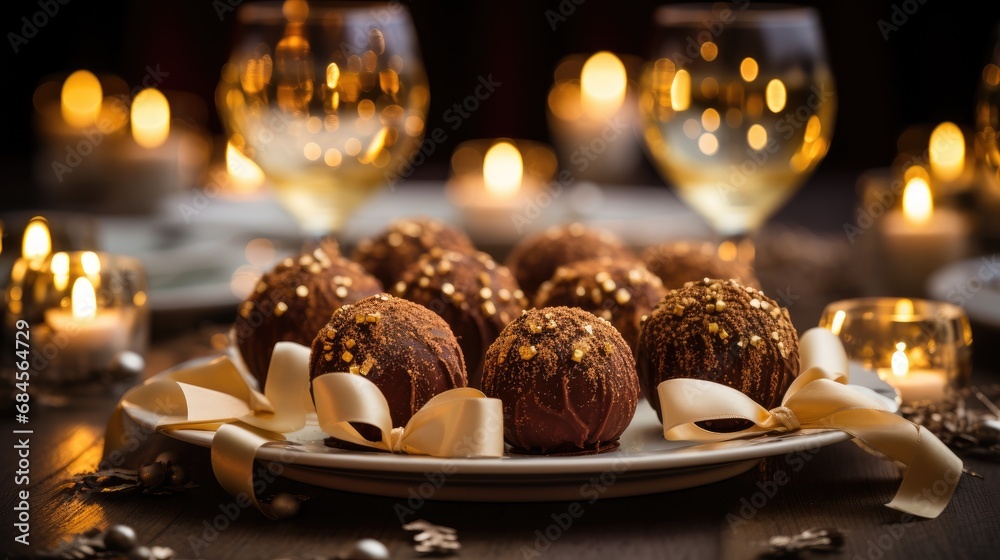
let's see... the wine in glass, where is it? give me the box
[217,0,429,236]
[639,4,836,263]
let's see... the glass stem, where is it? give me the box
[718,232,756,270]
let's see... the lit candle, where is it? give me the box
[879,177,970,295]
[42,274,130,379]
[226,139,267,194]
[877,342,948,404]
[22,216,52,270]
[446,138,557,241]
[60,70,102,128]
[131,88,170,149]
[547,52,641,182]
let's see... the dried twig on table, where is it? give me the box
[758,527,846,557]
[403,519,461,555]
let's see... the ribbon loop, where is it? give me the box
[657,327,962,519]
[107,342,505,520]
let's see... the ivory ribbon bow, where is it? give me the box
[106,342,503,519]
[657,328,963,519]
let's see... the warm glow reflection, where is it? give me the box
[829,309,846,336]
[747,124,768,150]
[701,108,720,132]
[929,122,965,182]
[671,69,691,111]
[895,298,915,318]
[22,217,51,266]
[698,133,719,155]
[51,252,70,291]
[226,141,266,193]
[700,41,718,62]
[580,52,628,119]
[72,277,97,321]
[483,141,523,197]
[891,342,909,378]
[765,79,787,113]
[61,70,102,128]
[131,89,170,148]
[717,240,737,262]
[902,177,933,225]
[81,251,101,275]
[740,58,759,82]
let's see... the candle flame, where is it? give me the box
[891,342,909,378]
[483,141,523,198]
[71,276,97,321]
[929,122,965,183]
[22,217,51,265]
[902,177,933,225]
[670,69,691,111]
[51,252,70,291]
[61,70,103,128]
[81,251,101,275]
[226,140,266,193]
[580,51,627,119]
[829,309,846,336]
[131,88,170,148]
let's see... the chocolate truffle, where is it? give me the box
[535,258,666,354]
[505,223,636,299]
[309,294,467,428]
[642,240,760,290]
[352,218,476,287]
[234,245,382,388]
[636,278,798,422]
[482,307,639,454]
[393,249,527,388]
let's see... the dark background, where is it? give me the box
[2,0,999,210]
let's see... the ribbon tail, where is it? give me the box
[211,423,289,520]
[820,409,963,518]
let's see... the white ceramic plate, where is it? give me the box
[127,362,898,501]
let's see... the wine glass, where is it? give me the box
[217,0,429,236]
[639,4,836,264]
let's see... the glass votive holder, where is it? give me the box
[818,298,972,406]
[445,138,558,242]
[5,251,150,401]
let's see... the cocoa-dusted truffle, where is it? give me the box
[234,245,382,388]
[642,240,759,290]
[482,307,639,454]
[309,294,467,428]
[393,249,527,388]
[636,278,798,422]
[505,223,636,299]
[352,218,476,287]
[535,257,666,354]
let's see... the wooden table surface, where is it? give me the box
[3,324,999,560]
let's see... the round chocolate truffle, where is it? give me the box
[234,245,383,388]
[636,278,798,422]
[642,240,760,290]
[482,307,639,454]
[352,218,476,287]
[393,249,527,388]
[535,258,666,354]
[309,294,468,428]
[505,223,636,299]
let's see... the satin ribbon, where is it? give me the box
[657,328,963,519]
[105,341,503,519]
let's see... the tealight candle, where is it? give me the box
[546,52,642,183]
[5,245,150,396]
[878,177,970,296]
[446,138,558,242]
[820,298,972,406]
